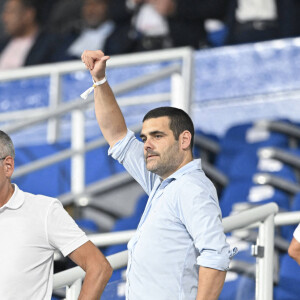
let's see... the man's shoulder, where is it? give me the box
[176,168,207,188]
[23,190,60,208]
[174,171,218,199]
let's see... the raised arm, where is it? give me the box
[68,241,113,300]
[81,50,127,147]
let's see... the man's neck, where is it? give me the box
[0,183,14,208]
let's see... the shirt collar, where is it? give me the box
[159,159,202,189]
[0,184,24,211]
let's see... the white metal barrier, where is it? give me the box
[0,47,193,141]
[51,203,299,300]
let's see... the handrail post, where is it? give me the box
[66,278,82,300]
[48,72,62,143]
[170,48,193,114]
[71,109,85,209]
[256,213,275,300]
[182,48,193,115]
[171,73,184,110]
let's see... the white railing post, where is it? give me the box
[170,48,193,114]
[255,213,275,300]
[48,72,62,143]
[181,48,193,115]
[71,109,85,205]
[171,73,184,110]
[66,278,82,300]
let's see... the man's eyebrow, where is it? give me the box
[140,131,166,138]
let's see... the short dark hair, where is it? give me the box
[143,106,194,149]
[0,130,15,159]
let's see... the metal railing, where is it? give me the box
[52,203,285,300]
[0,47,193,142]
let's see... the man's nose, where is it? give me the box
[144,138,153,150]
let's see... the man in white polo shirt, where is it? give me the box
[0,130,113,299]
[288,224,300,265]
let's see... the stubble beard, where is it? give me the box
[145,141,181,178]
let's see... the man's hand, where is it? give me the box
[81,50,110,82]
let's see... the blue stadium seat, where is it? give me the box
[280,192,300,240]
[13,142,123,198]
[220,181,290,217]
[274,254,300,300]
[219,272,255,300]
[227,148,297,183]
[215,123,289,174]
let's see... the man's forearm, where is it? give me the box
[94,82,127,147]
[196,266,226,300]
[78,261,113,300]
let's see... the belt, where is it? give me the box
[236,20,278,31]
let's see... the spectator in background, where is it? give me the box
[47,0,82,36]
[107,0,227,54]
[0,0,58,69]
[55,0,115,61]
[225,0,297,45]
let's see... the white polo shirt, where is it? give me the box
[294,224,300,242]
[0,185,89,300]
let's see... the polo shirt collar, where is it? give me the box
[159,159,202,189]
[0,184,24,211]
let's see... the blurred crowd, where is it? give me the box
[0,0,300,70]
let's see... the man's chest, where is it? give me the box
[0,213,49,271]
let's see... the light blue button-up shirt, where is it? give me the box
[109,129,234,300]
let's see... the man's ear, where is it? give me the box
[3,156,14,178]
[180,130,192,150]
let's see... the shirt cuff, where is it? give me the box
[197,247,238,271]
[108,129,135,163]
[60,234,89,257]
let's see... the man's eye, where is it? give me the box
[155,135,162,139]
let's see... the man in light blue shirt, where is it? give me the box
[81,49,235,300]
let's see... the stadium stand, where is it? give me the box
[2,39,300,299]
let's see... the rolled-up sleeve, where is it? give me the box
[177,178,237,271]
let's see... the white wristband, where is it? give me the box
[80,77,107,100]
